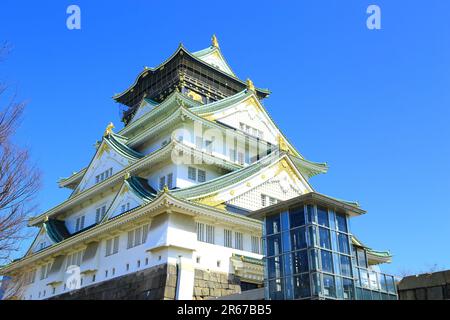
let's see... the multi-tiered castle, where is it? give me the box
[0,36,393,300]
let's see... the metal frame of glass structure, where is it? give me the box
[263,203,398,300]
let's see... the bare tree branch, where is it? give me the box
[0,41,41,299]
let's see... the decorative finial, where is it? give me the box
[44,215,49,223]
[163,184,169,193]
[211,34,219,48]
[246,78,255,92]
[278,134,289,152]
[124,172,130,180]
[104,122,114,136]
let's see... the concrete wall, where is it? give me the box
[398,270,450,300]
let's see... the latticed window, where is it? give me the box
[188,167,197,180]
[261,194,267,207]
[251,235,260,254]
[206,225,215,244]
[75,215,85,232]
[167,173,173,189]
[229,149,236,162]
[235,232,243,250]
[105,236,119,256]
[95,205,106,223]
[198,170,206,183]
[127,224,149,249]
[238,152,244,165]
[224,229,233,248]
[159,176,166,189]
[40,263,52,280]
[196,222,205,242]
[66,250,83,268]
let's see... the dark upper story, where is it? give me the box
[113,40,270,125]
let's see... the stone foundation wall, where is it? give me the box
[193,269,242,300]
[50,263,177,300]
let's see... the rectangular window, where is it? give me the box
[142,224,149,243]
[229,149,236,162]
[126,225,148,249]
[357,248,367,268]
[121,202,130,213]
[319,227,331,249]
[75,215,85,232]
[317,206,329,227]
[95,205,106,223]
[196,222,205,242]
[105,236,119,256]
[237,152,244,165]
[67,250,83,268]
[188,167,197,180]
[159,176,166,190]
[251,236,260,254]
[224,229,233,248]
[234,232,243,250]
[321,250,334,273]
[40,263,51,280]
[336,213,348,233]
[134,227,142,247]
[261,194,267,207]
[205,225,215,244]
[96,168,113,184]
[197,170,206,183]
[113,236,119,254]
[167,173,173,189]
[127,230,133,249]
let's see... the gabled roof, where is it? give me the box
[118,89,200,138]
[99,175,157,223]
[171,151,313,202]
[28,140,241,226]
[129,98,160,124]
[70,132,144,196]
[104,133,144,160]
[191,45,236,77]
[190,89,323,162]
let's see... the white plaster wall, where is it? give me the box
[64,193,116,234]
[79,148,130,192]
[20,213,263,300]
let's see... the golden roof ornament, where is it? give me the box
[163,185,169,193]
[246,78,255,92]
[211,34,219,48]
[124,172,131,180]
[278,134,289,152]
[104,122,114,137]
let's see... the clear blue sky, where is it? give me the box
[1,0,449,276]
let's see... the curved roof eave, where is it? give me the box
[112,44,270,102]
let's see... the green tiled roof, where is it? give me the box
[171,152,281,200]
[351,235,392,258]
[105,133,144,160]
[126,176,157,202]
[232,254,264,266]
[44,219,70,243]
